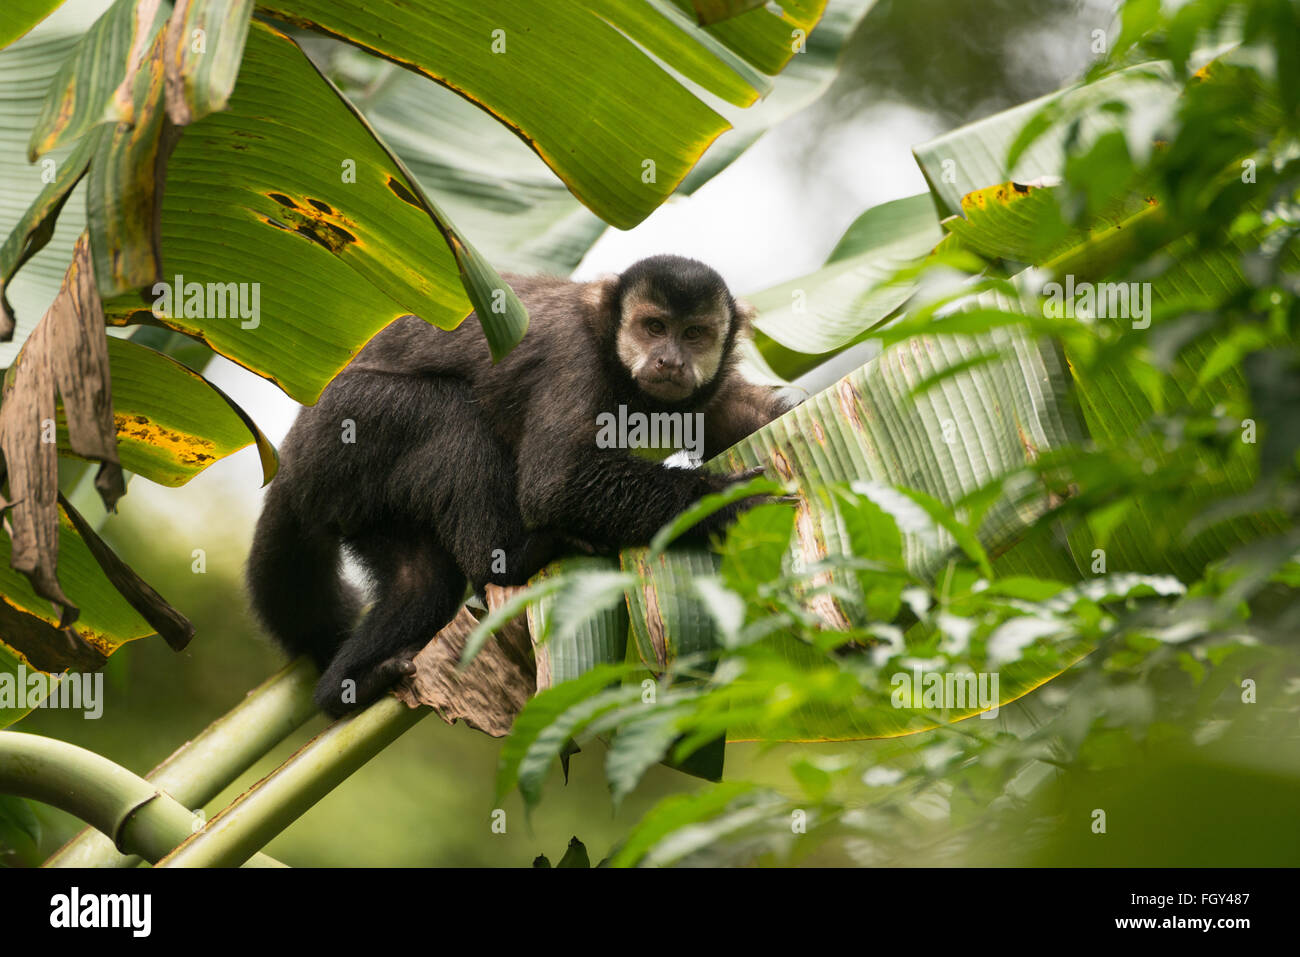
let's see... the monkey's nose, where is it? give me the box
[656,356,683,372]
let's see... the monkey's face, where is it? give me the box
[615,285,729,403]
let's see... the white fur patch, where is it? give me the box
[616,324,646,376]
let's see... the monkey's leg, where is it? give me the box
[313,534,466,717]
[392,378,558,590]
[246,478,361,671]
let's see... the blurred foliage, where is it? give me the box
[833,0,1116,124]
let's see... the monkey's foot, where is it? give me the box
[314,652,419,718]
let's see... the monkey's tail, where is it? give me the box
[246,486,359,671]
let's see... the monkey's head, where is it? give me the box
[599,255,752,404]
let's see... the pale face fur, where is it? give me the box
[614,281,730,402]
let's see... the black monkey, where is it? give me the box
[247,255,793,715]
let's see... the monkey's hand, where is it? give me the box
[688,464,799,541]
[560,534,615,557]
[714,465,799,503]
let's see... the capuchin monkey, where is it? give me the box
[247,255,794,716]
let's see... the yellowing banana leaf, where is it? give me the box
[85,25,175,298]
[98,20,523,400]
[941,179,1161,276]
[163,0,254,126]
[27,0,166,162]
[56,335,276,487]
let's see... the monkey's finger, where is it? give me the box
[562,535,603,556]
[360,655,417,697]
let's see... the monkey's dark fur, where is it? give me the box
[247,255,792,716]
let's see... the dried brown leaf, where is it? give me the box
[394,585,535,737]
[0,233,123,624]
[163,0,198,127]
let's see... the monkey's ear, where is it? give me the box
[582,274,619,311]
[582,274,621,335]
[733,299,758,337]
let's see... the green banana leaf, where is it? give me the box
[747,192,945,378]
[912,61,1179,218]
[255,0,828,229]
[307,1,875,276]
[0,26,89,361]
[0,501,174,728]
[0,0,69,51]
[6,6,529,384]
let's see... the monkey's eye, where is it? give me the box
[683,326,705,342]
[645,318,667,336]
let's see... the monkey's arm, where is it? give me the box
[702,377,796,459]
[517,436,749,550]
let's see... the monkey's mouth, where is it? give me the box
[641,374,695,401]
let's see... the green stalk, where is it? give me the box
[45,657,319,867]
[158,695,428,867]
[0,731,283,866]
